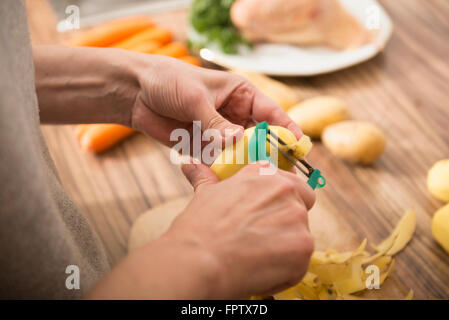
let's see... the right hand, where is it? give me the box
[167,161,315,299]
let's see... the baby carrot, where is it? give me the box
[153,42,189,58]
[179,56,201,66]
[67,16,154,47]
[128,41,162,54]
[112,27,173,50]
[79,124,136,153]
[74,124,91,141]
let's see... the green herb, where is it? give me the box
[190,0,250,54]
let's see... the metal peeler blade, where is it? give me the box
[266,129,326,190]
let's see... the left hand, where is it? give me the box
[130,55,302,147]
[35,46,300,152]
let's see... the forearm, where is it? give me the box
[86,234,222,300]
[33,45,142,125]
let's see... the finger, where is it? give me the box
[238,162,315,211]
[194,103,244,146]
[276,169,316,211]
[131,97,189,146]
[181,162,219,192]
[259,282,297,297]
[252,92,303,139]
[235,161,274,177]
[132,102,233,160]
[237,160,316,208]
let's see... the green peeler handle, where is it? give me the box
[307,169,326,190]
[248,121,272,163]
[248,121,326,190]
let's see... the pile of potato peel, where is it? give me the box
[269,209,416,300]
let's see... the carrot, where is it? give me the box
[179,56,201,66]
[128,41,162,54]
[112,27,173,50]
[67,16,154,47]
[74,124,91,141]
[79,124,136,153]
[153,42,189,58]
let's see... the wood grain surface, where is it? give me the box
[26,0,449,299]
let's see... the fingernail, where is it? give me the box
[178,156,201,167]
[258,160,271,167]
[181,162,198,174]
[221,127,243,138]
[222,126,244,146]
[287,122,303,139]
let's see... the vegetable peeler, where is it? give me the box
[248,121,326,190]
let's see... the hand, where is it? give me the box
[87,162,314,300]
[35,46,300,147]
[162,161,315,298]
[130,56,302,147]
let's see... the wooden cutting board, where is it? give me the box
[26,0,449,299]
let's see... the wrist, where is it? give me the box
[149,232,226,299]
[34,45,143,125]
[87,231,224,299]
[100,48,143,126]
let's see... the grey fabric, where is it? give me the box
[0,1,109,299]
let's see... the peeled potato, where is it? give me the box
[231,69,299,111]
[288,96,349,138]
[432,203,449,254]
[322,120,386,164]
[427,159,449,202]
[211,125,312,181]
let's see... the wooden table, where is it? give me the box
[26,0,449,299]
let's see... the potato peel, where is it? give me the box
[370,256,392,273]
[282,135,313,160]
[273,288,301,300]
[376,259,395,288]
[272,209,416,300]
[404,289,414,300]
[374,208,416,255]
[311,239,367,265]
[333,256,366,295]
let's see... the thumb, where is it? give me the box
[197,107,244,146]
[181,163,219,191]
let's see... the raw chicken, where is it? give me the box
[231,0,373,50]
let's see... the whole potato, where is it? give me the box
[322,121,386,164]
[128,197,191,251]
[427,159,449,202]
[232,69,299,111]
[432,203,449,254]
[288,96,349,138]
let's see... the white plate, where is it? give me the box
[189,0,393,76]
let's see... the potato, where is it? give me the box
[427,159,449,202]
[288,96,349,138]
[432,203,449,254]
[128,197,191,251]
[322,121,386,164]
[231,69,299,110]
[211,125,312,181]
